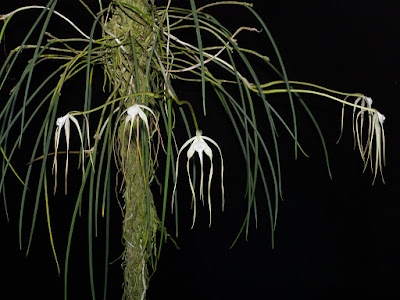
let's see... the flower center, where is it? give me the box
[193,139,207,152]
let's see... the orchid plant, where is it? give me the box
[0,1,386,299]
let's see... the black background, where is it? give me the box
[1,0,399,299]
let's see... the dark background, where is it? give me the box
[1,0,399,299]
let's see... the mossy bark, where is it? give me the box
[104,1,161,299]
[118,137,160,300]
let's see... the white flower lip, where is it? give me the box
[172,130,224,228]
[377,111,385,125]
[56,115,68,127]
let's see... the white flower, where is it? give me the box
[367,110,386,184]
[120,104,158,154]
[172,130,224,228]
[52,113,85,194]
[338,95,386,183]
[351,96,386,183]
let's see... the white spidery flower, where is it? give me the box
[52,113,85,195]
[172,130,224,228]
[120,104,158,154]
[367,110,386,184]
[350,96,386,184]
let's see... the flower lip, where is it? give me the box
[56,115,68,127]
[190,131,208,153]
[377,111,385,125]
[193,141,207,152]
[127,105,141,116]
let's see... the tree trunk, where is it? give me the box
[118,139,160,300]
[104,1,160,299]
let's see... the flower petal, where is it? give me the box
[187,158,197,228]
[204,146,213,226]
[69,115,86,174]
[203,136,225,211]
[171,136,196,213]
[64,117,71,194]
[52,126,61,194]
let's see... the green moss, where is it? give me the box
[104,0,155,105]
[119,135,160,300]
